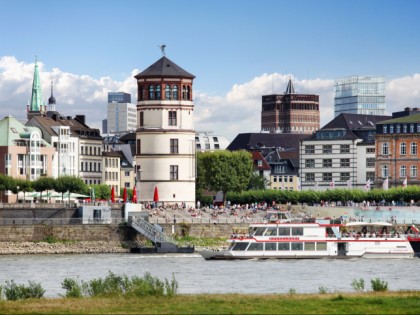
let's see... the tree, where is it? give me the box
[197,150,253,205]
[32,176,55,201]
[247,173,268,190]
[0,174,15,202]
[13,179,32,203]
[90,184,111,200]
[54,176,87,202]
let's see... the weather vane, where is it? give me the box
[158,44,166,56]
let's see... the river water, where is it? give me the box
[1,253,420,297]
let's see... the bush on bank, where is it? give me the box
[61,271,178,298]
[225,186,420,206]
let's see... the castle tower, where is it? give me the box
[134,55,196,207]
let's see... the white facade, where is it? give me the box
[107,102,137,134]
[299,138,374,191]
[195,132,230,152]
[51,126,79,178]
[136,106,196,206]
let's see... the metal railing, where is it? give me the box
[0,217,127,226]
[128,217,176,244]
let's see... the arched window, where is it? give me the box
[187,86,191,100]
[182,85,187,100]
[382,143,389,155]
[140,86,146,100]
[173,85,178,100]
[382,165,389,178]
[156,85,161,99]
[165,85,171,100]
[149,85,154,100]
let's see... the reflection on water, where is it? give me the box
[0,253,419,297]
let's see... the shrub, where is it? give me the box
[371,278,388,292]
[3,280,45,300]
[61,272,178,298]
[351,278,365,292]
[318,286,328,294]
[61,278,88,298]
[288,288,296,295]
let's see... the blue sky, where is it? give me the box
[1,0,420,141]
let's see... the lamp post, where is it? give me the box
[16,186,20,203]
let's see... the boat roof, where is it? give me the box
[345,222,392,227]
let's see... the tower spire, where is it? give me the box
[285,76,295,94]
[48,78,56,111]
[30,57,44,112]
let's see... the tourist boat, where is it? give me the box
[199,215,415,260]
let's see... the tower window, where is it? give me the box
[170,165,179,180]
[170,139,179,154]
[169,111,177,126]
[165,85,171,100]
[173,85,178,100]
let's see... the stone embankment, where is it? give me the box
[0,241,131,255]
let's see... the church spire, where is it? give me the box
[285,77,295,94]
[48,79,56,111]
[30,57,44,112]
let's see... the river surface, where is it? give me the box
[1,253,420,297]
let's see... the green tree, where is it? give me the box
[198,150,253,205]
[247,173,268,190]
[90,184,111,200]
[32,176,55,201]
[12,179,32,203]
[0,174,15,202]
[54,176,87,201]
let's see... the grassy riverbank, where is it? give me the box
[1,292,420,314]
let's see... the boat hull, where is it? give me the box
[199,250,413,260]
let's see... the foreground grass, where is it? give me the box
[1,292,420,314]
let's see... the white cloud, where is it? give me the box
[1,56,420,142]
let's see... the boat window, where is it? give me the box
[264,243,277,251]
[264,227,277,236]
[291,228,304,236]
[248,243,264,251]
[232,242,249,251]
[278,243,290,251]
[291,243,303,251]
[254,227,267,236]
[278,227,290,236]
[249,227,258,236]
[305,242,315,251]
[317,242,327,250]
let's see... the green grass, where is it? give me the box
[1,292,420,314]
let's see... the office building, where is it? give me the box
[107,92,137,134]
[334,76,386,117]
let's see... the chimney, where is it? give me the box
[75,115,85,124]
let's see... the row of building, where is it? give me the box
[0,53,416,205]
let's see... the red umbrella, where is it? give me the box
[122,187,127,203]
[111,186,115,203]
[132,188,137,203]
[153,186,159,202]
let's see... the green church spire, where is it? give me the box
[30,57,43,112]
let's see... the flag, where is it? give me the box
[411,225,419,234]
[402,176,408,188]
[329,180,334,189]
[383,178,389,191]
[365,179,371,192]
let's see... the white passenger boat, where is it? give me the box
[199,218,414,260]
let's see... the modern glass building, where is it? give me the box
[334,76,386,117]
[108,92,131,104]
